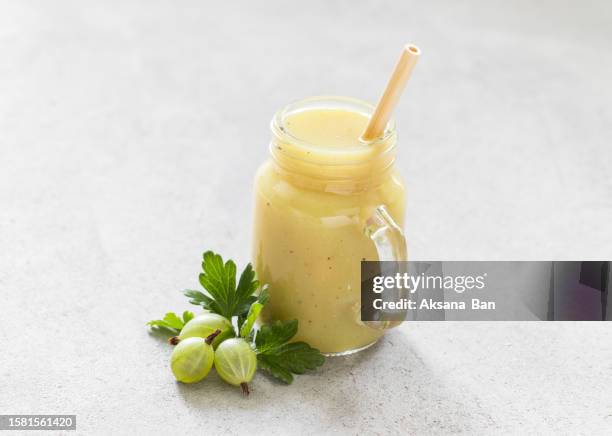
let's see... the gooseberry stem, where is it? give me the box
[169,328,223,346]
[205,329,222,345]
[240,382,250,396]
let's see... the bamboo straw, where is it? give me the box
[361,44,421,141]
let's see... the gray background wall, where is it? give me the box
[1,1,611,434]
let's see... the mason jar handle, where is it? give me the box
[363,205,407,330]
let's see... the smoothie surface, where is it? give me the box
[283,109,370,148]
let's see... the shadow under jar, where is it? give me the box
[252,96,407,355]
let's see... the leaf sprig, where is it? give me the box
[255,320,325,384]
[184,251,259,322]
[150,250,325,384]
[147,311,194,335]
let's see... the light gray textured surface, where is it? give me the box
[1,1,611,434]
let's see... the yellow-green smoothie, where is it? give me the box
[252,97,406,354]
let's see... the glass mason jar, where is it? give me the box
[252,96,407,355]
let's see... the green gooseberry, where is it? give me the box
[170,330,221,383]
[169,313,234,348]
[214,338,257,395]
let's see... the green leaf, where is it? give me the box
[183,289,223,314]
[239,286,269,338]
[182,311,194,324]
[255,319,325,384]
[191,251,260,319]
[146,320,178,334]
[240,302,264,338]
[235,296,258,319]
[147,311,192,334]
[161,312,183,329]
[183,289,210,305]
[257,354,294,384]
[257,285,270,305]
[236,263,259,305]
[198,251,237,318]
[256,341,325,384]
[238,285,268,339]
[267,342,325,373]
[255,319,298,354]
